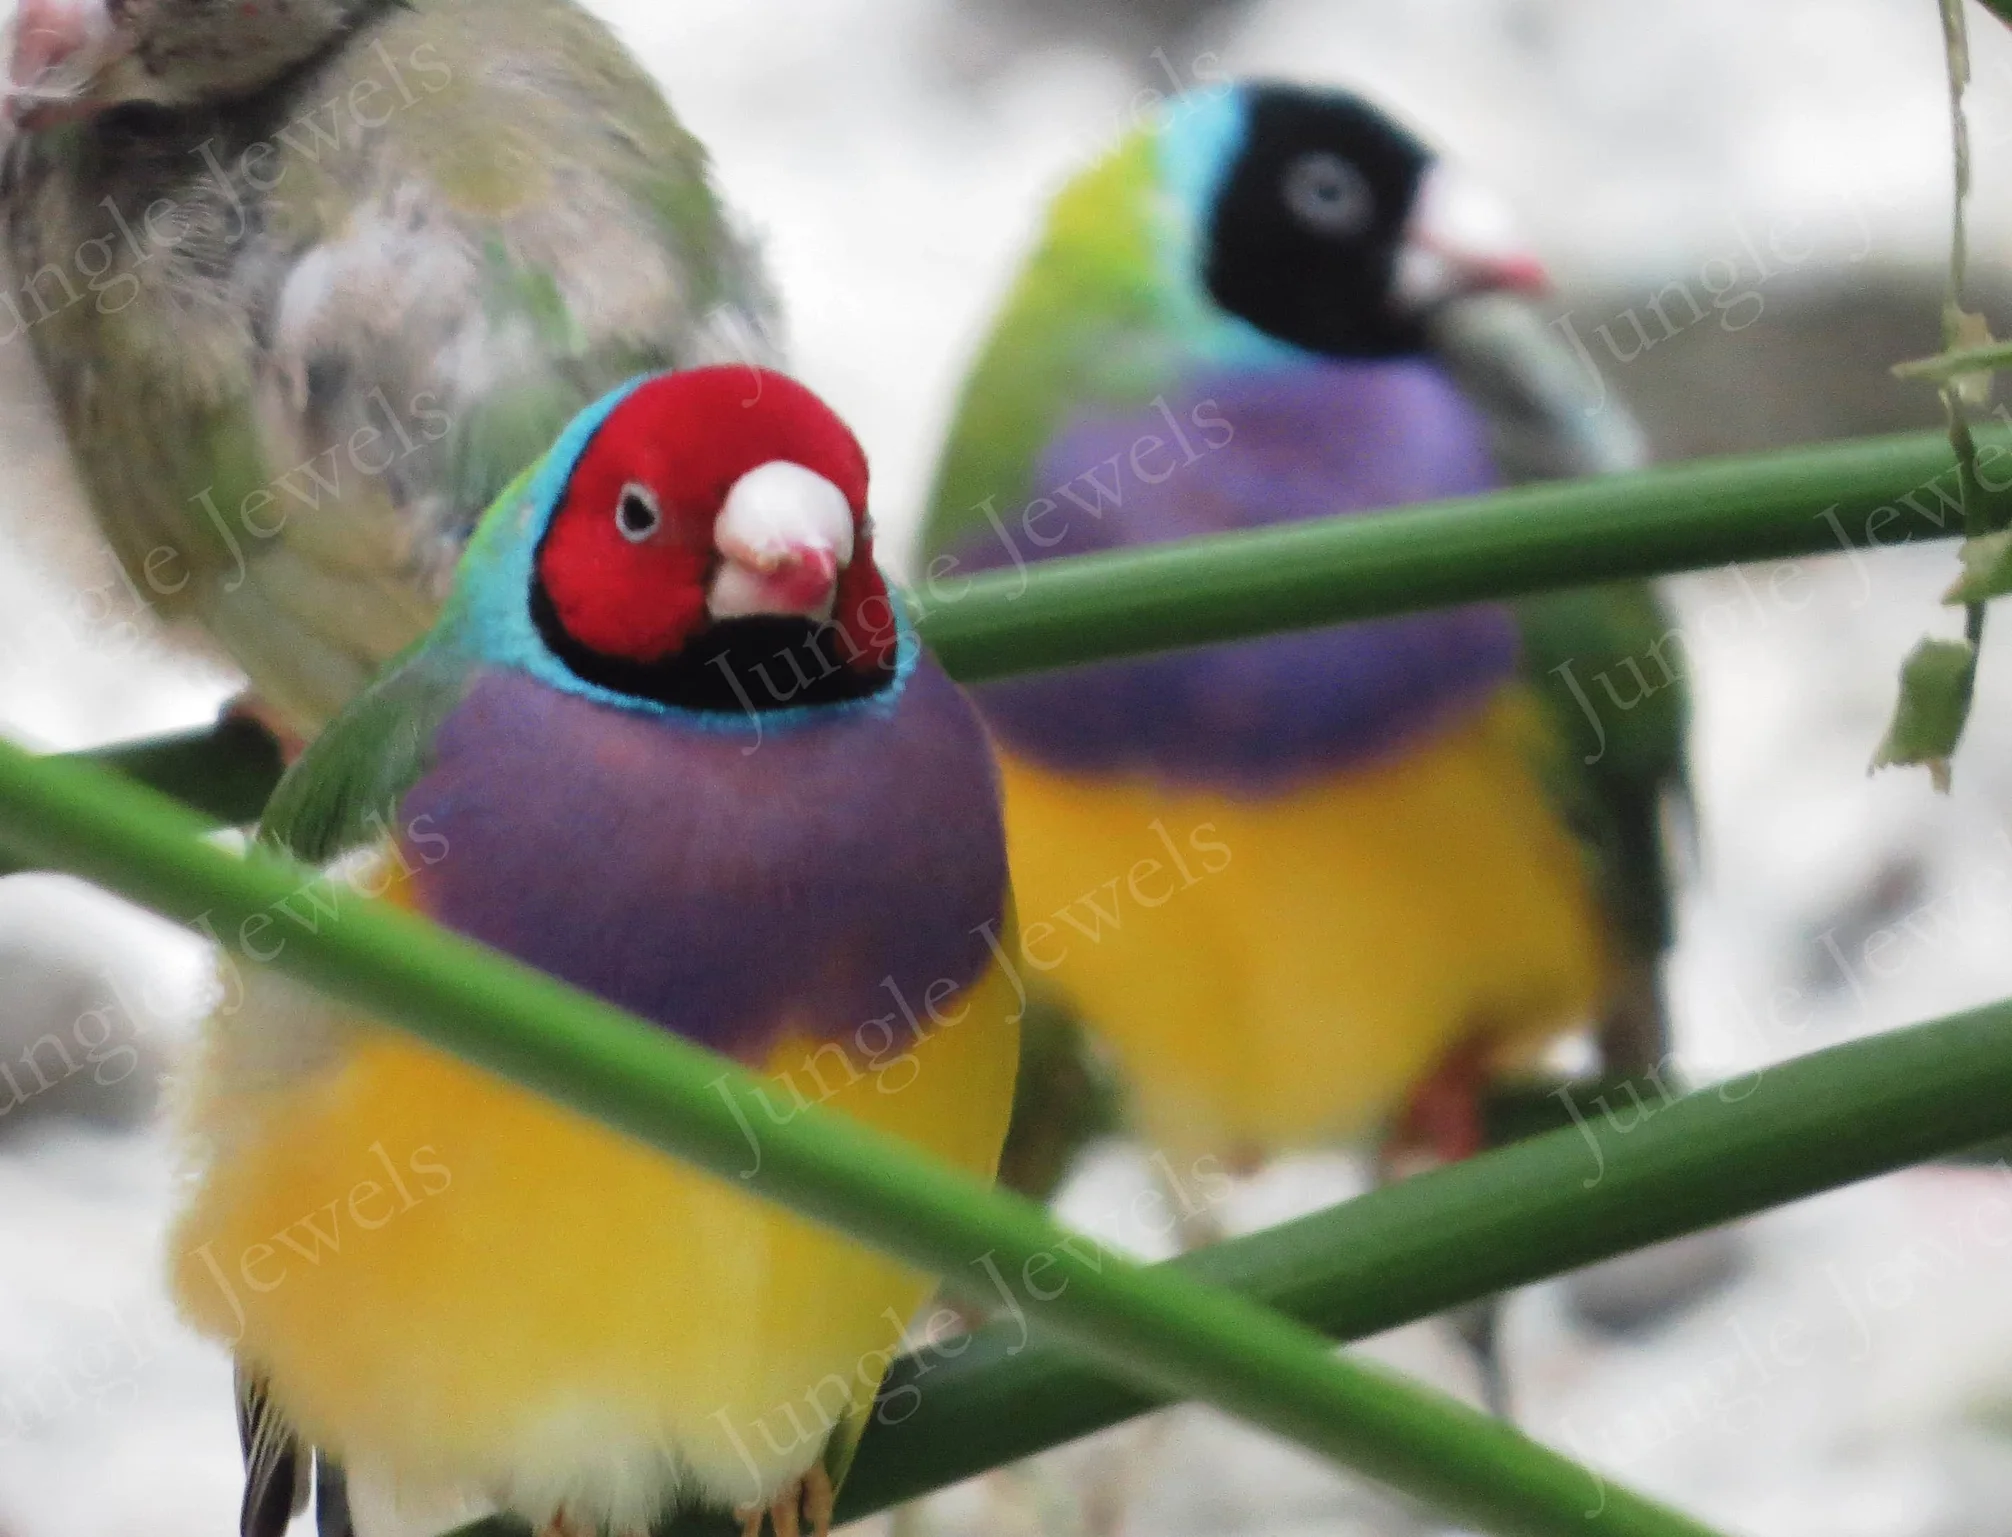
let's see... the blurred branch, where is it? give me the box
[66,717,285,829]
[843,1010,2012,1512]
[917,425,1984,682]
[1893,337,2012,381]
[68,427,1993,830]
[0,717,287,880]
[440,992,2012,1536]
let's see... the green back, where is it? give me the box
[921,132,1174,558]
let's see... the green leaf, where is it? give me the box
[1873,635,1977,791]
[1947,527,2012,603]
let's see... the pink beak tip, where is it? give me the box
[1492,254,1552,299]
[770,545,840,610]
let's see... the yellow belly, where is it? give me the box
[998,696,1606,1159]
[170,960,1021,1526]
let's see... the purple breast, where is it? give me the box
[953,362,1521,792]
[397,663,1009,1064]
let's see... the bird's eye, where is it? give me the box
[1282,152,1373,237]
[615,483,661,542]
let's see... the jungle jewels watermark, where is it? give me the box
[1548,187,1871,417]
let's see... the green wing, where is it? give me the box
[257,453,549,865]
[258,641,473,865]
[1430,296,1690,1073]
[920,132,1171,561]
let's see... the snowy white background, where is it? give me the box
[9,0,2012,1533]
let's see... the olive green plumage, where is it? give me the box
[3,0,774,734]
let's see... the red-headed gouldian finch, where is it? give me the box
[922,80,1685,1201]
[169,367,1023,1537]
[2,0,774,739]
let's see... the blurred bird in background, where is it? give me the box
[1,0,775,742]
[920,79,1692,1398]
[170,367,1023,1537]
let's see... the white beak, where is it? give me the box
[707,460,856,623]
[1392,164,1550,314]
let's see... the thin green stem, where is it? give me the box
[1942,0,1988,730]
[1893,337,2012,380]
[437,995,2012,1537]
[0,740,1719,1537]
[69,717,285,828]
[917,425,1988,682]
[67,426,1990,825]
[842,999,2012,1512]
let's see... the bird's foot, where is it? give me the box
[736,1462,835,1537]
[1222,1139,1268,1181]
[1383,1034,1494,1177]
[535,1507,597,1537]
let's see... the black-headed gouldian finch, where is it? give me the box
[921,80,1685,1197]
[2,0,774,739]
[169,367,1022,1537]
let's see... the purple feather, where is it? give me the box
[952,361,1521,792]
[397,662,1009,1064]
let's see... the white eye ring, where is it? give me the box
[1283,152,1374,237]
[615,482,661,543]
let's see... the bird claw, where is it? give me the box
[736,1462,835,1537]
[1384,1032,1495,1174]
[535,1508,599,1537]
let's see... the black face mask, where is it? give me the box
[1202,83,1434,359]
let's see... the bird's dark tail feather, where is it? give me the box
[316,1453,355,1537]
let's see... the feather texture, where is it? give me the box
[3,0,775,732]
[235,1366,309,1537]
[919,85,1689,1175]
[172,372,1021,1531]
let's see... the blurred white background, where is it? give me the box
[10,0,2012,1533]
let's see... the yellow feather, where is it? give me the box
[170,953,1022,1526]
[996,694,1607,1162]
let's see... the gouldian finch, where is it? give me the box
[921,81,1686,1187]
[169,367,1022,1537]
[2,0,774,738]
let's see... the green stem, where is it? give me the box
[440,996,2012,1537]
[0,740,1717,1537]
[843,1000,2012,1512]
[917,425,1988,682]
[68,717,285,828]
[1943,0,1988,748]
[68,426,1989,821]
[1892,337,2012,380]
